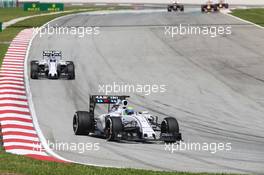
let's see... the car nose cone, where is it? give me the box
[48,73,57,79]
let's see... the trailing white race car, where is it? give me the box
[73,95,182,143]
[30,51,75,80]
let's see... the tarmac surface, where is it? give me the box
[28,9,264,174]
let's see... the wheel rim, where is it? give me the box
[73,114,78,133]
[161,120,168,133]
[106,127,111,140]
[105,119,112,140]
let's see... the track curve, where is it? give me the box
[28,9,264,173]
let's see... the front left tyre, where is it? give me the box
[105,117,123,141]
[160,117,182,143]
[30,61,39,79]
[73,111,94,135]
[67,61,75,80]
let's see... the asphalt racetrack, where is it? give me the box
[28,9,264,174]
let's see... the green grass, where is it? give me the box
[231,8,264,27]
[0,11,66,42]
[0,6,131,42]
[0,6,132,22]
[0,43,9,64]
[0,7,48,22]
[0,148,237,175]
[0,27,22,42]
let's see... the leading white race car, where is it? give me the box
[73,95,182,143]
[30,51,75,80]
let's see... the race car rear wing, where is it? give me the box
[42,51,62,57]
[89,95,130,115]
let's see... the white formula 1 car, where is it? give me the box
[30,51,75,80]
[73,95,182,143]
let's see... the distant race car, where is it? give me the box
[215,0,229,9]
[30,51,75,80]
[73,95,182,143]
[167,1,184,12]
[201,0,218,12]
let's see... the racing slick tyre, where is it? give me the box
[105,117,123,141]
[73,111,94,135]
[224,3,229,8]
[180,6,184,12]
[168,8,172,12]
[213,5,218,12]
[67,61,75,80]
[30,61,39,79]
[201,6,205,12]
[57,64,61,78]
[160,117,181,143]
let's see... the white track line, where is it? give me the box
[222,10,264,29]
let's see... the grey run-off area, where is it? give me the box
[28,9,264,174]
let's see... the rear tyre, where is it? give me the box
[30,61,39,79]
[73,111,94,135]
[213,5,218,12]
[161,117,181,143]
[67,62,75,80]
[224,3,229,8]
[105,117,123,141]
[57,64,61,78]
[180,6,184,12]
[201,6,205,12]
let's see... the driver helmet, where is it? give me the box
[111,103,119,112]
[115,99,122,105]
[125,107,134,115]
